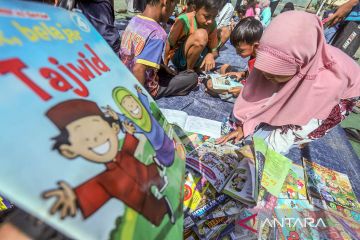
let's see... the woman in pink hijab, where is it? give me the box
[217,11,360,153]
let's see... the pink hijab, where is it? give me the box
[233,11,360,137]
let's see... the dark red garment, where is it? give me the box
[248,57,256,73]
[74,133,168,226]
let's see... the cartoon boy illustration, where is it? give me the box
[43,99,175,226]
[105,85,175,169]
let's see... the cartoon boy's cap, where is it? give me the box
[46,99,103,129]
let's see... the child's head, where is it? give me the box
[235,5,247,19]
[281,2,294,13]
[146,0,178,23]
[230,17,263,58]
[195,0,220,28]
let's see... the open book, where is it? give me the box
[209,73,243,90]
[186,141,259,206]
[160,108,222,138]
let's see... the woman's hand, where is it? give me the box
[216,127,244,145]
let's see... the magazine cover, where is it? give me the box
[278,163,307,200]
[0,1,185,239]
[303,158,360,213]
[186,140,241,192]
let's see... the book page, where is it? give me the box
[210,73,243,90]
[186,141,241,192]
[160,108,188,129]
[184,116,222,138]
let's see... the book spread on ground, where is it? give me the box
[186,141,260,206]
[186,140,241,192]
[209,73,243,90]
[160,108,222,138]
[253,137,292,197]
[303,158,360,215]
[0,2,185,239]
[278,163,307,200]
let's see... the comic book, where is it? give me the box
[0,194,12,211]
[192,216,236,240]
[278,163,307,200]
[204,199,243,220]
[184,170,210,213]
[0,2,185,239]
[186,140,242,192]
[222,158,257,205]
[303,158,360,214]
[209,73,243,91]
[274,199,360,240]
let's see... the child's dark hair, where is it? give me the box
[195,0,221,11]
[146,0,175,5]
[52,116,118,154]
[230,17,263,45]
[281,2,295,13]
[187,0,195,6]
[235,5,247,16]
[246,0,256,13]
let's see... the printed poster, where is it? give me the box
[0,1,185,239]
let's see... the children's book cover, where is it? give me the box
[303,158,360,213]
[275,199,360,240]
[278,163,307,200]
[186,140,241,192]
[179,131,213,153]
[253,137,292,197]
[183,170,210,214]
[0,1,185,239]
[0,194,12,211]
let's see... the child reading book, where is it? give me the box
[164,0,221,72]
[120,0,198,99]
[217,11,360,154]
[205,17,263,101]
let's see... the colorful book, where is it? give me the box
[253,137,292,197]
[184,170,210,213]
[0,2,185,239]
[222,158,257,205]
[179,132,213,153]
[278,163,307,200]
[186,140,242,192]
[274,199,360,240]
[303,158,360,213]
[0,194,12,211]
[204,199,244,220]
